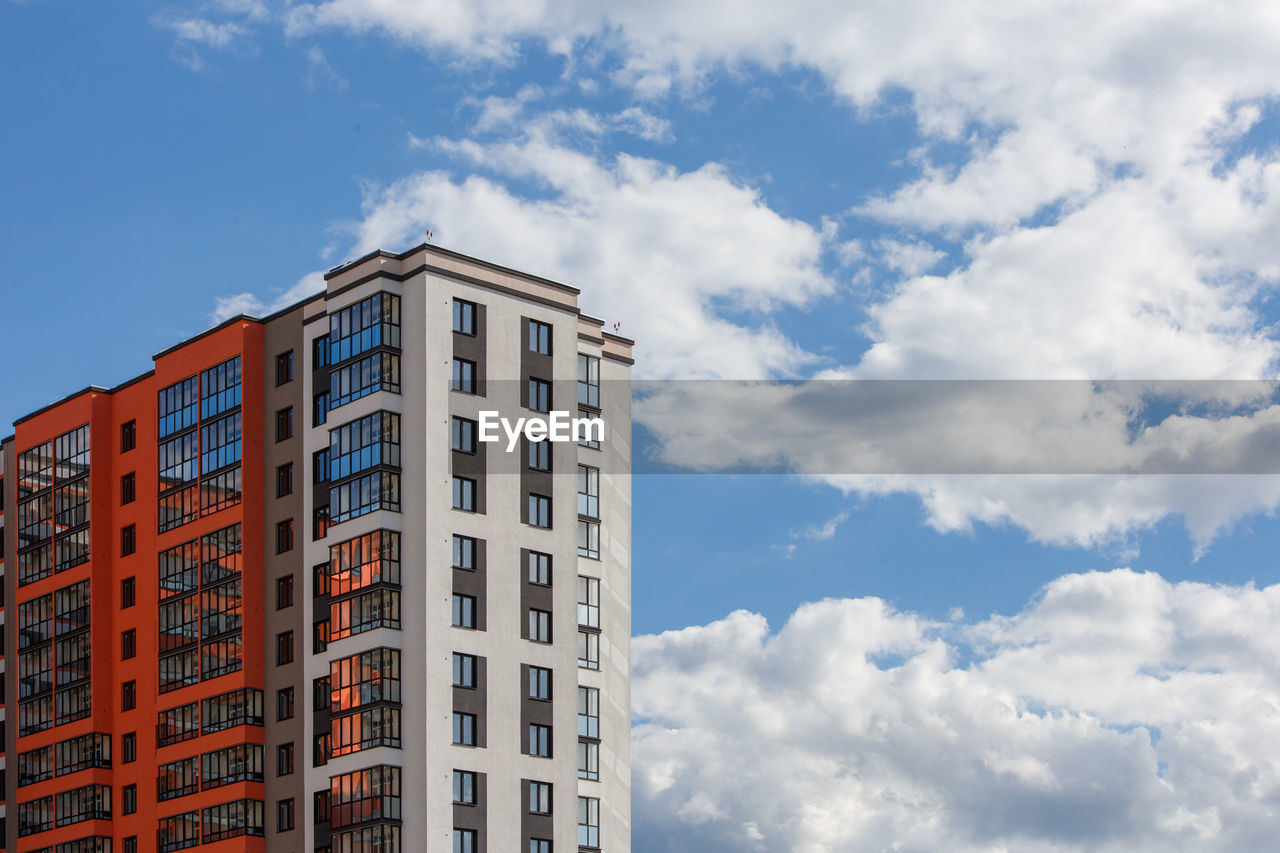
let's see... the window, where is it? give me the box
[528,724,551,757]
[277,687,295,721]
[529,780,552,814]
[452,416,477,453]
[578,465,600,517]
[122,680,136,711]
[578,796,600,848]
[578,519,600,560]
[529,609,551,643]
[121,471,135,504]
[18,745,53,787]
[17,795,54,836]
[452,712,477,746]
[577,408,601,449]
[577,685,601,738]
[328,529,400,595]
[453,298,477,334]
[157,702,200,746]
[276,575,295,609]
[330,352,401,407]
[578,739,599,780]
[329,471,400,523]
[278,742,295,776]
[529,666,552,700]
[314,334,330,369]
[163,755,203,799]
[531,840,553,853]
[122,576,136,608]
[578,576,600,628]
[158,810,200,852]
[328,647,400,713]
[329,292,401,363]
[122,628,136,660]
[578,354,600,407]
[329,587,401,640]
[276,463,294,497]
[528,377,551,412]
[277,631,294,665]
[528,551,551,585]
[452,594,477,629]
[528,438,551,471]
[276,407,294,442]
[452,358,476,393]
[529,319,552,355]
[121,523,136,556]
[123,731,138,763]
[123,783,138,814]
[276,350,294,386]
[329,764,401,828]
[201,688,264,733]
[159,523,245,689]
[453,770,477,805]
[121,419,136,452]
[125,837,138,853]
[329,410,400,479]
[454,829,478,853]
[314,392,330,426]
[315,505,331,541]
[50,732,111,776]
[55,783,112,826]
[578,630,599,670]
[453,653,477,688]
[278,798,295,831]
[528,493,551,528]
[202,357,242,418]
[276,519,294,554]
[579,465,600,558]
[200,743,265,788]
[452,535,476,570]
[202,798,264,842]
[452,476,476,511]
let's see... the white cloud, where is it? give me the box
[153,4,260,70]
[343,131,834,378]
[793,509,849,540]
[633,569,1280,851]
[202,0,1280,547]
[456,89,674,143]
[305,45,348,92]
[159,16,245,48]
[612,105,674,142]
[213,271,324,322]
[877,237,946,276]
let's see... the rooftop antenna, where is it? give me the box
[424,229,434,243]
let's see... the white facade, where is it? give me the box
[299,245,633,853]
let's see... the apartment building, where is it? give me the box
[0,243,634,853]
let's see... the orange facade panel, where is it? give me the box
[5,319,271,853]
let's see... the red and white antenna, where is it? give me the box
[425,229,434,243]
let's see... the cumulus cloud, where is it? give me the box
[213,271,324,322]
[343,131,834,378]
[633,569,1280,851]
[196,0,1280,547]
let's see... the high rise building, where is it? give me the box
[1,243,634,853]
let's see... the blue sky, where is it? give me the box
[8,2,1280,850]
